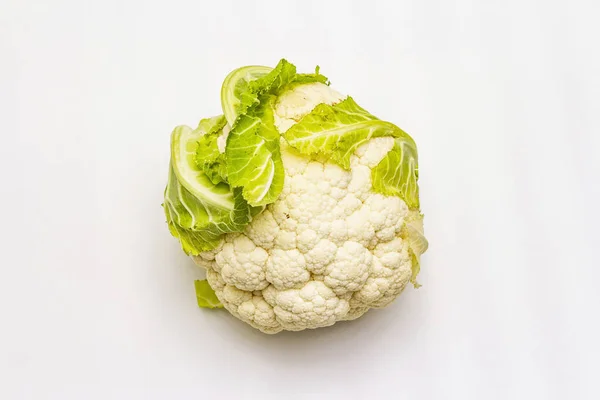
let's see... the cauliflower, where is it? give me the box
[163,59,428,333]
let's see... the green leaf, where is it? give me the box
[401,211,429,288]
[247,59,298,97]
[226,98,285,206]
[221,59,329,207]
[283,97,421,209]
[194,115,228,185]
[244,59,329,100]
[221,65,273,126]
[163,125,261,255]
[199,151,228,185]
[194,279,223,309]
[220,59,298,127]
[291,65,329,86]
[371,139,420,209]
[197,114,227,136]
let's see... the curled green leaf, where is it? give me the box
[284,97,420,209]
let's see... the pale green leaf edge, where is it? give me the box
[194,279,223,309]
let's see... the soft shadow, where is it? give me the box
[201,284,426,372]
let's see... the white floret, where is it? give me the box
[272,281,350,331]
[244,210,279,250]
[237,296,280,330]
[353,137,395,168]
[324,241,371,295]
[266,249,310,289]
[346,206,377,247]
[304,239,338,275]
[296,227,319,253]
[215,236,269,291]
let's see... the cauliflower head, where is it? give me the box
[163,59,428,334]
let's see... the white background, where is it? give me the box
[1,0,599,399]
